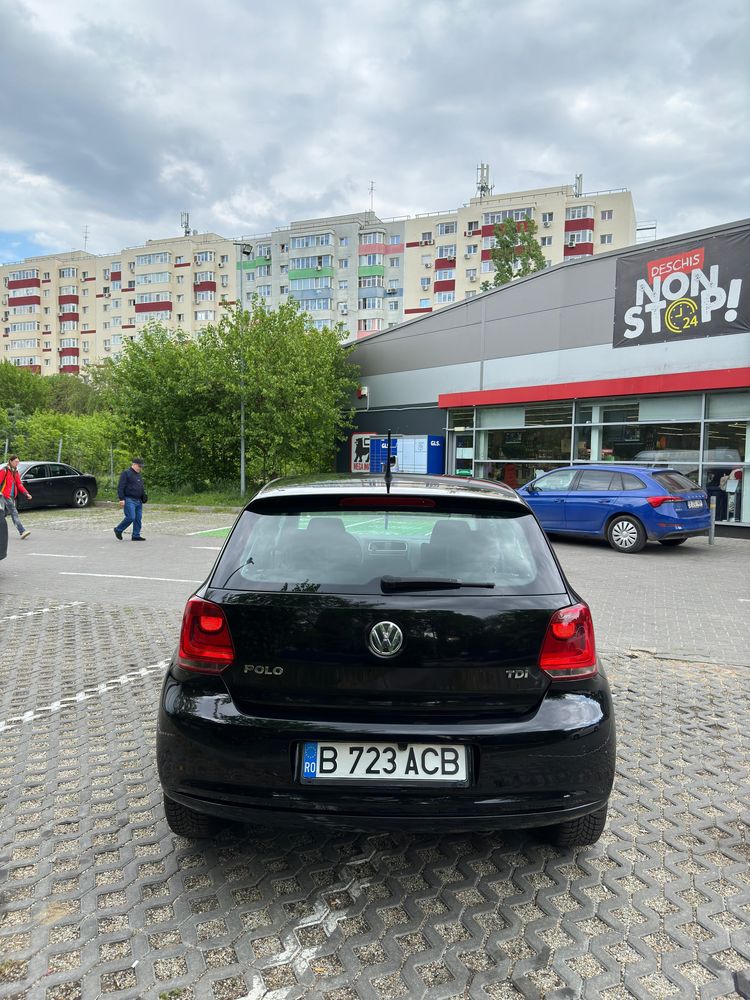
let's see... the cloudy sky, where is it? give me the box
[1,0,748,264]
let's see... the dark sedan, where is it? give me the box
[157,473,616,846]
[16,462,98,510]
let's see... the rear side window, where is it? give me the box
[652,471,701,492]
[620,473,646,490]
[211,506,566,596]
[575,471,615,491]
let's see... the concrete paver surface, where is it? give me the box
[0,507,748,999]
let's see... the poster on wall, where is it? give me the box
[612,229,750,348]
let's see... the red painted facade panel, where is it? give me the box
[174,262,192,267]
[122,324,135,329]
[405,307,432,314]
[59,347,79,357]
[110,271,122,281]
[438,368,750,409]
[134,301,173,313]
[59,364,80,373]
[21,364,42,373]
[481,249,493,261]
[358,242,388,255]
[8,295,41,306]
[433,280,456,292]
[7,278,41,290]
[58,295,79,305]
[193,281,217,293]
[434,256,456,269]
[405,241,421,248]
[387,243,404,254]
[58,312,79,322]
[564,218,595,232]
[564,243,593,256]
[83,276,96,282]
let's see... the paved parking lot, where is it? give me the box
[1,506,749,1000]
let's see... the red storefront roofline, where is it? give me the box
[438,367,750,409]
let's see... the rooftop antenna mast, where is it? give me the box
[476,163,493,199]
[369,180,375,213]
[83,225,89,251]
[574,173,583,198]
[181,211,191,236]
[384,429,393,494]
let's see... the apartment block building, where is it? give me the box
[1,178,636,374]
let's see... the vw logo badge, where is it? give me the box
[369,621,404,658]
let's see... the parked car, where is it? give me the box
[157,473,616,846]
[518,464,710,553]
[16,462,98,510]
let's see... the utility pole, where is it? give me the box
[369,181,375,212]
[234,242,254,496]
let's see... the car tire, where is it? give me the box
[607,515,646,553]
[553,805,608,848]
[659,537,688,546]
[163,795,220,838]
[72,488,90,508]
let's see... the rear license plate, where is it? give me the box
[300,741,469,784]
[687,500,704,509]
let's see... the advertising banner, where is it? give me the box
[613,229,750,348]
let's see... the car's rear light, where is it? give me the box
[340,496,436,508]
[538,603,598,679]
[178,597,235,672]
[647,495,683,508]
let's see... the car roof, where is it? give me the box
[252,473,525,505]
[538,464,683,476]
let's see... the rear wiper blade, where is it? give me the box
[380,576,495,592]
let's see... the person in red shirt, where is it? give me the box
[0,455,33,539]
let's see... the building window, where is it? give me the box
[256,265,271,277]
[436,291,455,304]
[542,212,554,225]
[136,252,172,265]
[541,236,552,247]
[465,245,478,255]
[194,251,214,263]
[195,270,215,282]
[467,221,478,232]
[419,298,431,308]
[601,209,613,220]
[256,284,272,296]
[291,233,332,249]
[437,245,456,259]
[136,272,170,285]
[421,255,432,266]
[421,231,433,242]
[565,205,594,220]
[436,221,457,235]
[359,297,381,310]
[338,279,348,290]
[566,230,594,245]
[388,257,400,267]
[389,235,401,245]
[600,234,613,245]
[435,269,455,281]
[465,268,477,280]
[388,301,399,311]
[420,278,431,290]
[340,236,349,246]
[481,260,493,273]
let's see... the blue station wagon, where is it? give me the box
[518,465,710,553]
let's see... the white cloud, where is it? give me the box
[0,0,747,263]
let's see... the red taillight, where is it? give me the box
[647,495,683,508]
[178,597,235,672]
[538,603,597,679]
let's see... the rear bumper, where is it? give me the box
[645,511,710,541]
[157,669,616,832]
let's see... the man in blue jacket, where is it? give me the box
[114,458,147,541]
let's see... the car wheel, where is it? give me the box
[659,537,688,546]
[163,795,221,838]
[72,487,90,508]
[553,805,608,848]
[607,515,646,553]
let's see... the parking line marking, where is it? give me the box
[0,660,169,732]
[29,553,87,559]
[60,572,203,583]
[187,526,233,536]
[191,545,222,550]
[0,601,84,622]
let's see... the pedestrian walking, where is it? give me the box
[114,458,148,541]
[0,455,33,539]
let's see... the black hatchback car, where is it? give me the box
[157,474,616,846]
[17,462,98,509]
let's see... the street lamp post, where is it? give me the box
[234,242,253,497]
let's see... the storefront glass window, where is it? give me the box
[703,421,746,462]
[482,427,571,462]
[600,422,701,463]
[449,408,474,429]
[523,402,573,425]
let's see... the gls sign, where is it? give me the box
[612,229,750,348]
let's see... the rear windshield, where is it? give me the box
[211,506,566,596]
[652,471,701,492]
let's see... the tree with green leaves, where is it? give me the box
[480,214,547,290]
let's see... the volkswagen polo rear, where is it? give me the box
[157,475,616,845]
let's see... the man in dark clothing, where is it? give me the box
[114,458,147,541]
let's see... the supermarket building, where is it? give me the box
[346,218,750,529]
